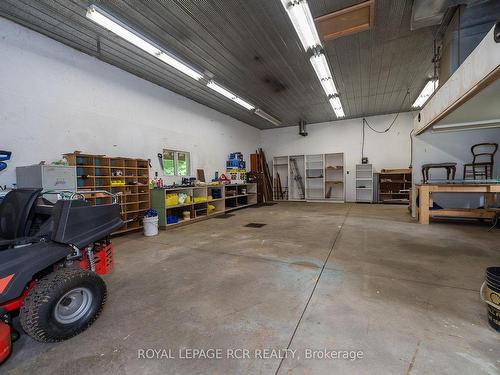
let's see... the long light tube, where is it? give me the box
[310,53,338,96]
[281,0,322,51]
[155,52,203,81]
[311,52,344,117]
[329,96,345,118]
[207,81,255,110]
[86,5,203,81]
[282,1,347,119]
[320,78,338,97]
[309,53,330,80]
[412,79,438,108]
[254,109,282,126]
[433,119,500,132]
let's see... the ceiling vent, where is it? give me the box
[314,0,374,41]
[299,120,308,136]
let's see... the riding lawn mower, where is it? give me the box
[0,188,122,364]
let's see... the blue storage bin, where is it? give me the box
[167,216,179,225]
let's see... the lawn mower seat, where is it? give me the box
[0,188,42,248]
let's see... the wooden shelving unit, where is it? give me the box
[151,183,257,229]
[64,152,150,234]
[378,168,412,204]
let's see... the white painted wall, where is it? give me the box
[0,18,260,187]
[260,113,415,202]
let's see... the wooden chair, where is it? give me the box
[463,143,498,180]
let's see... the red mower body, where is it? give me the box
[0,242,114,365]
[0,321,11,363]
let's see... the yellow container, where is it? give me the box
[193,196,207,203]
[111,179,125,186]
[183,211,191,220]
[166,193,179,207]
[207,204,215,214]
[185,195,191,204]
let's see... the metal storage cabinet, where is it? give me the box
[356,164,373,202]
[16,165,77,191]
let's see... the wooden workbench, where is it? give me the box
[415,183,500,224]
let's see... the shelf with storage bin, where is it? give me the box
[151,183,257,229]
[64,152,150,235]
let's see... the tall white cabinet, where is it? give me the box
[305,154,324,200]
[356,164,373,202]
[273,153,345,202]
[325,153,344,201]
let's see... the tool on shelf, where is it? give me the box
[290,158,305,199]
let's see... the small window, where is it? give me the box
[163,149,190,176]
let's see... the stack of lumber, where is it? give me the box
[250,148,273,203]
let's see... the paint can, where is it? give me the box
[481,267,500,332]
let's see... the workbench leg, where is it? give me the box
[419,185,430,224]
[485,193,496,209]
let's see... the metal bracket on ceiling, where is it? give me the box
[96,36,101,55]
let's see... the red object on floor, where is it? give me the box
[79,243,114,275]
[0,321,11,364]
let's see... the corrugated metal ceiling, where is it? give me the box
[0,0,437,129]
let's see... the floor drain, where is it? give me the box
[214,214,235,219]
[244,223,267,228]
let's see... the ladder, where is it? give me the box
[290,158,305,199]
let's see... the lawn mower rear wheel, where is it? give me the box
[20,268,106,342]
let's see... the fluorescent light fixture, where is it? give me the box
[86,5,203,81]
[207,81,255,110]
[155,52,203,81]
[433,119,500,132]
[206,81,235,99]
[281,2,345,117]
[232,97,255,111]
[329,96,345,118]
[310,53,339,97]
[86,5,160,55]
[254,109,282,126]
[412,79,438,108]
[310,53,331,81]
[281,0,322,51]
[320,78,338,96]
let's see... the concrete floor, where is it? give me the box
[4,203,499,374]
